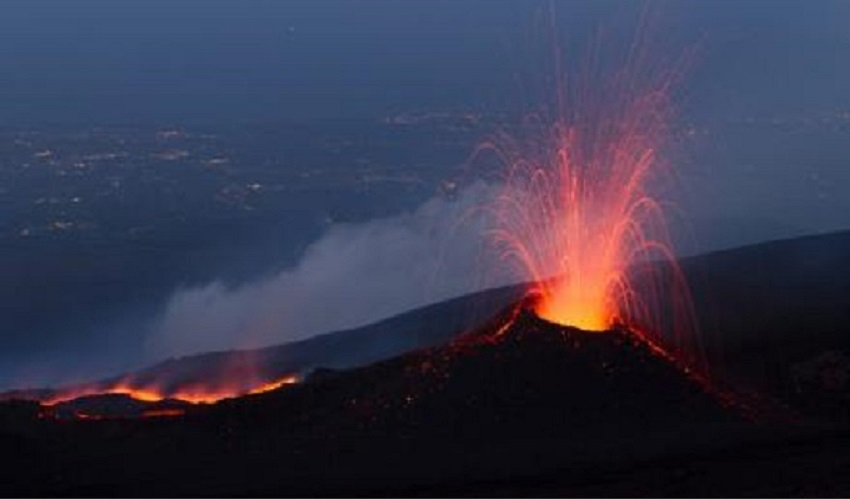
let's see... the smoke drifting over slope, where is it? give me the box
[148,183,517,358]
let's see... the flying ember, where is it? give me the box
[476,28,704,374]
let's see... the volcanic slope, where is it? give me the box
[11,229,850,415]
[1,307,765,497]
[214,308,740,436]
[0,285,523,406]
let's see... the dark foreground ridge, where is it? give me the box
[212,308,742,437]
[1,306,787,497]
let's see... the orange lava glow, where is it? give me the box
[247,375,299,395]
[108,386,163,403]
[41,374,300,407]
[475,23,705,375]
[141,409,186,418]
[482,98,681,334]
[498,118,673,334]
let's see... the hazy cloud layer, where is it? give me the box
[147,183,519,358]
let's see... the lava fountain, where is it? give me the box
[474,26,704,375]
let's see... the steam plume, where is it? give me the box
[148,183,515,357]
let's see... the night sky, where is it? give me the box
[0,0,847,125]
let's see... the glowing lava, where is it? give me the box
[41,374,299,407]
[485,117,675,333]
[475,26,704,374]
[247,375,300,395]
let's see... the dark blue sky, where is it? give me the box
[0,0,849,125]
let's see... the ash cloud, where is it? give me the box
[147,183,519,358]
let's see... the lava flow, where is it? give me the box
[41,374,299,407]
[475,30,705,376]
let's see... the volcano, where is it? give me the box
[210,307,740,437]
[1,304,758,496]
[3,232,850,495]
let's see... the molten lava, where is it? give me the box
[475,27,704,375]
[247,375,300,395]
[487,121,675,334]
[41,374,299,407]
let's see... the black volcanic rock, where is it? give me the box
[679,230,850,418]
[210,308,742,442]
[3,304,847,496]
[44,394,192,420]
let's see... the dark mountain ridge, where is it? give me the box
[5,229,850,419]
[0,307,760,496]
[2,230,850,495]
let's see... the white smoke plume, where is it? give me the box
[147,183,520,358]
